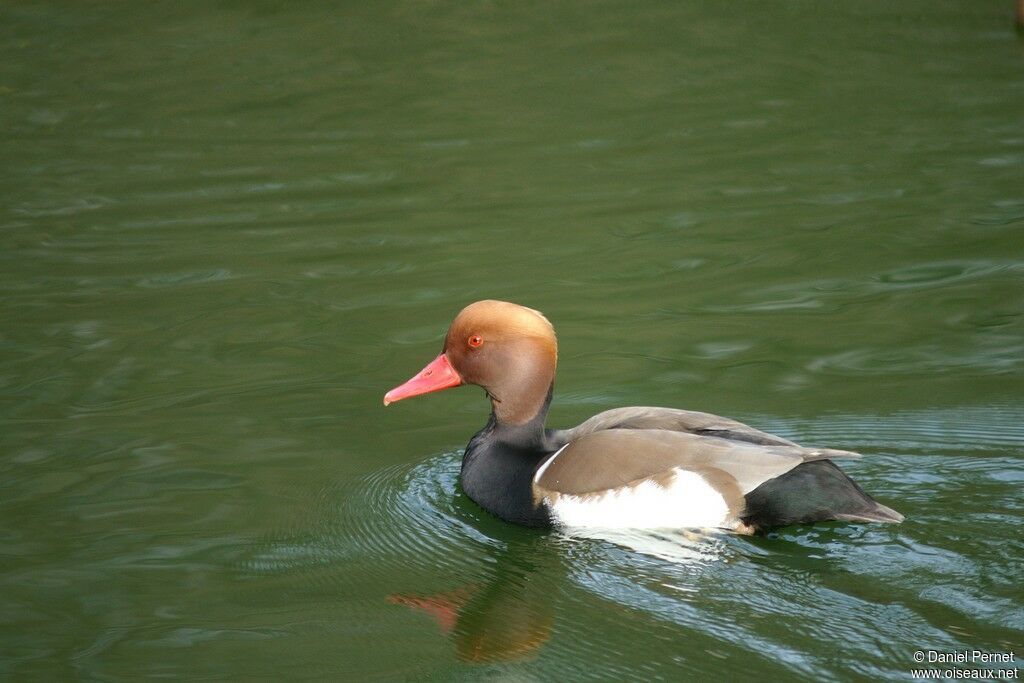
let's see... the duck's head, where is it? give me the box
[384,300,557,425]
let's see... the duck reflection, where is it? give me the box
[386,526,730,663]
[387,538,559,663]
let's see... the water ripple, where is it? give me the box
[241,454,497,584]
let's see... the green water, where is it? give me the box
[2,2,1023,680]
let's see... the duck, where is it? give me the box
[384,300,903,534]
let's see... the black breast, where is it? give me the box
[460,428,553,528]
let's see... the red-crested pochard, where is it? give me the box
[384,300,903,533]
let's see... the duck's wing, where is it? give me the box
[534,427,860,504]
[558,406,860,454]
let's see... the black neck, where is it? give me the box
[459,383,560,527]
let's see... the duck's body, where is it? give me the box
[385,300,903,534]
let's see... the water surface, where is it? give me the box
[2,2,1022,680]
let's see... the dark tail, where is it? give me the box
[835,501,904,524]
[742,460,904,531]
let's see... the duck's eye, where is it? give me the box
[468,334,483,348]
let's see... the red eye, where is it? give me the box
[468,334,483,348]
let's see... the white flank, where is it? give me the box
[545,469,731,530]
